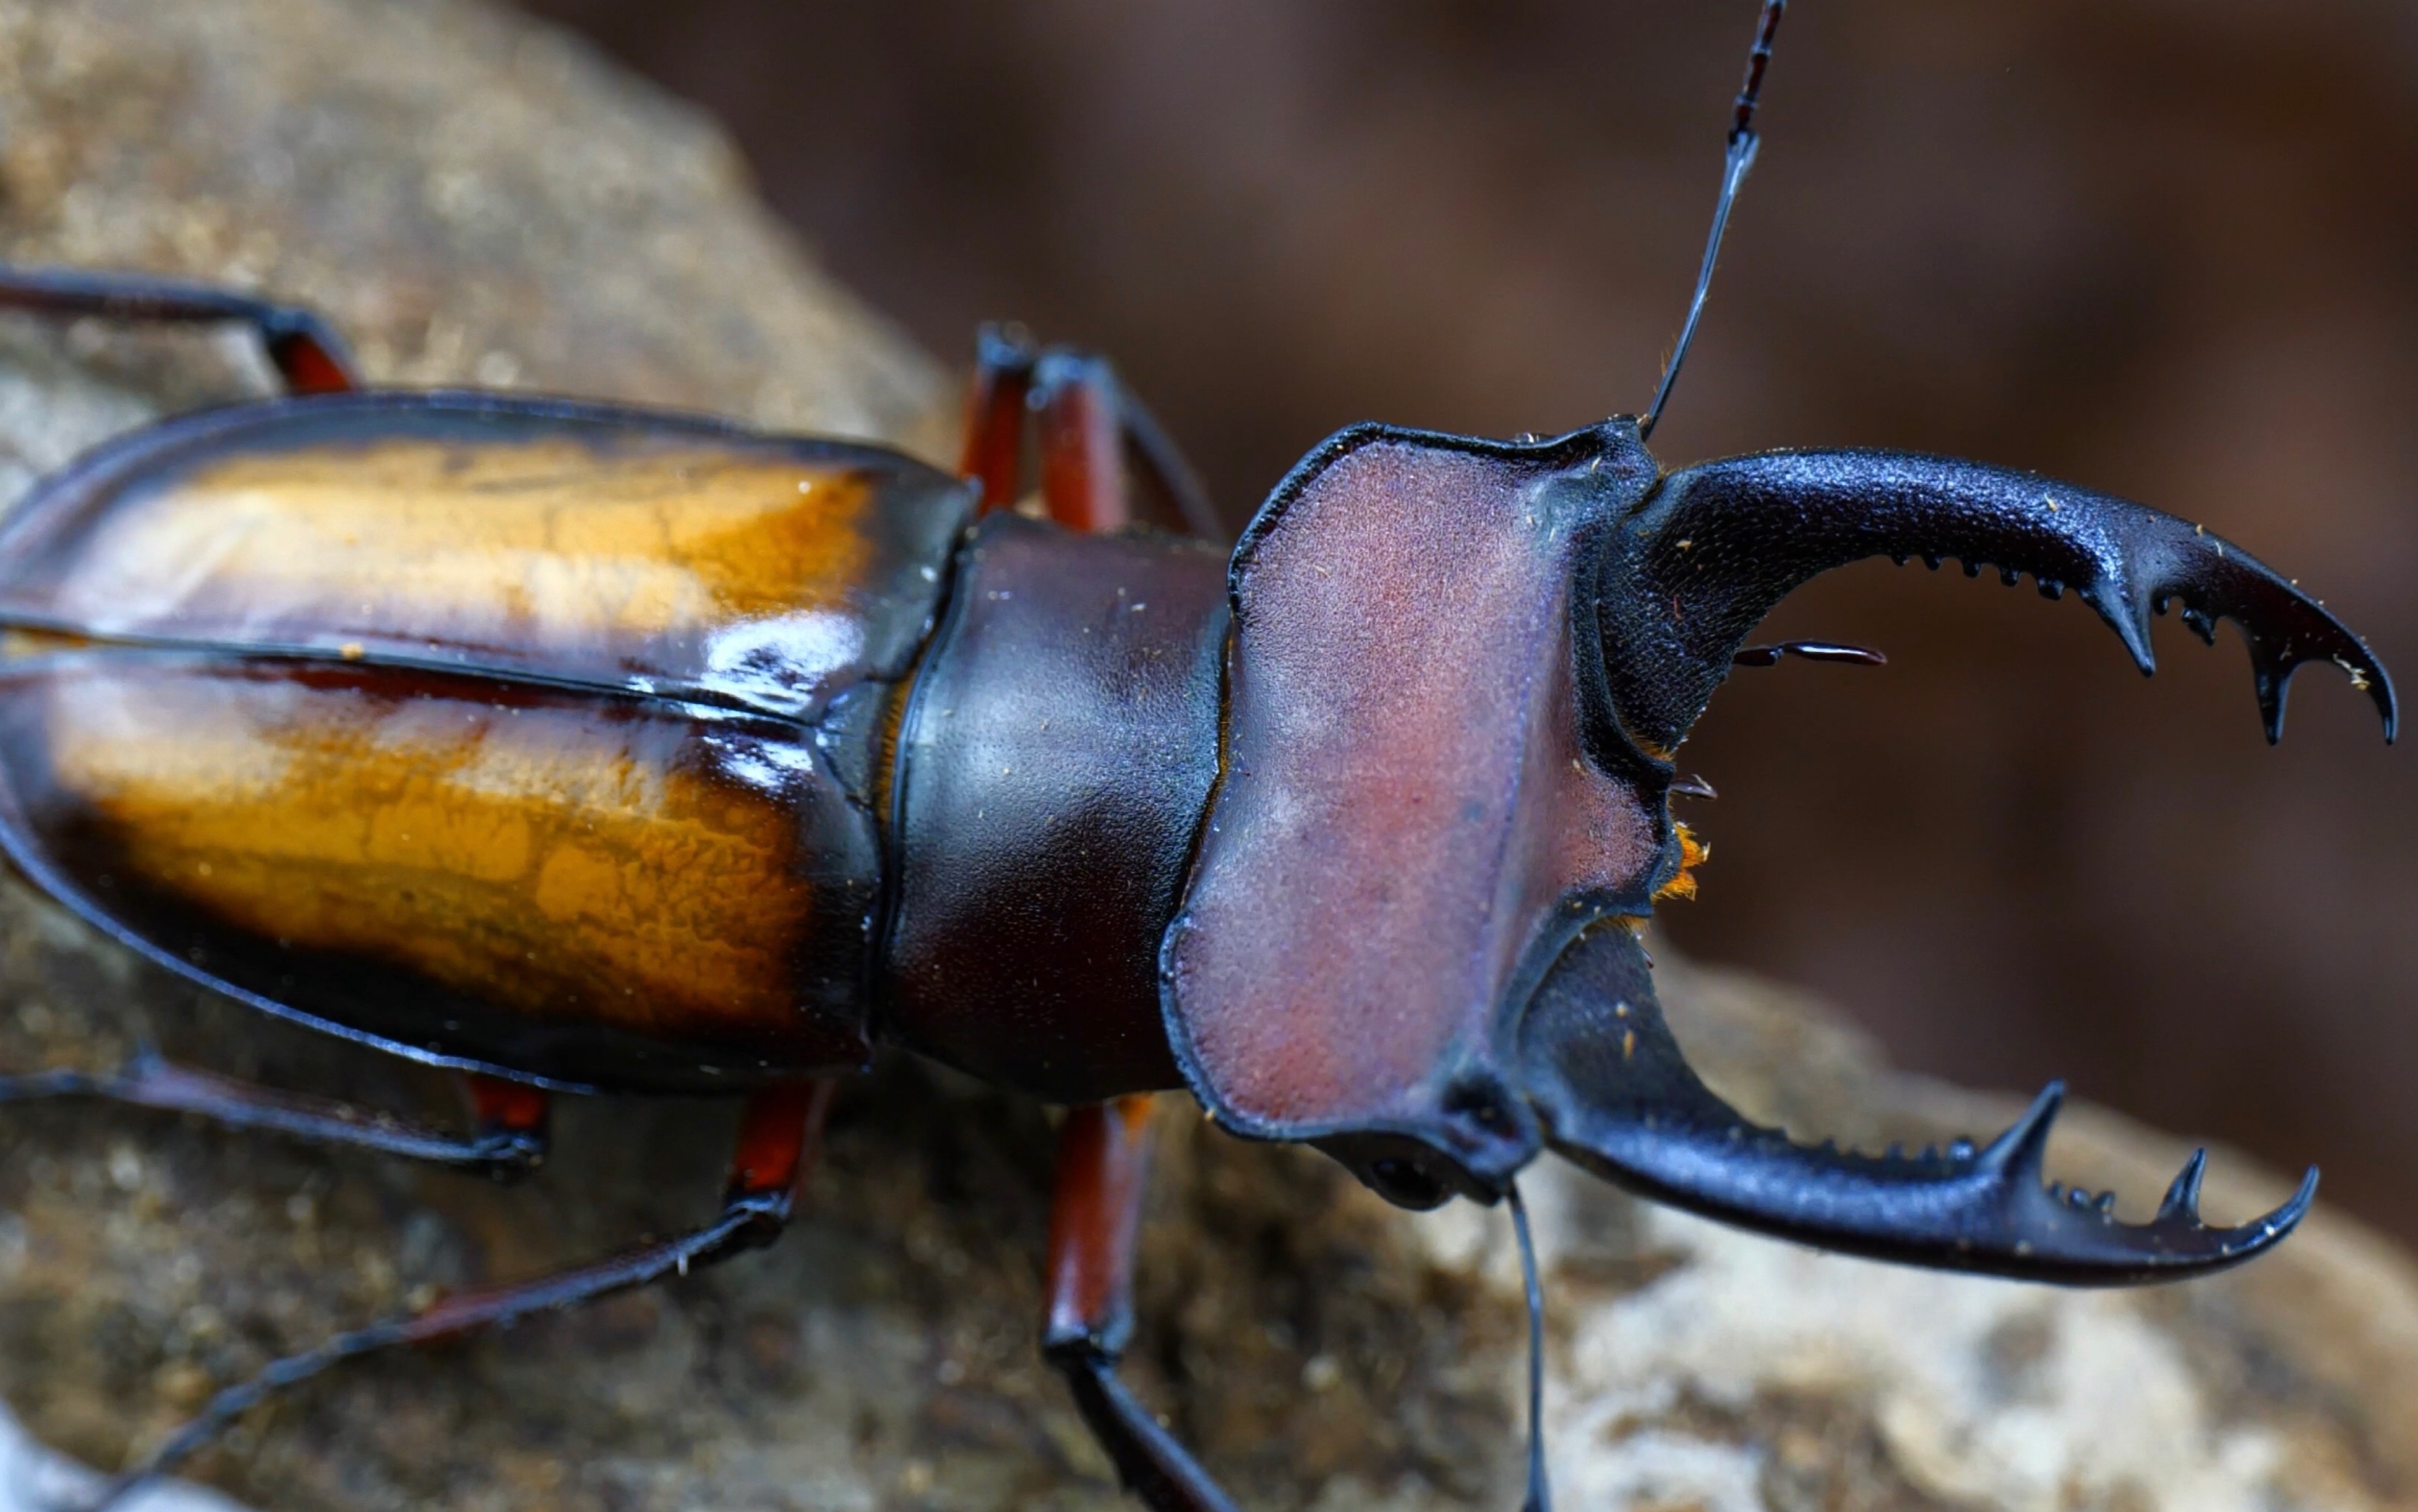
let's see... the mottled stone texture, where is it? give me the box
[0,3,2412,1511]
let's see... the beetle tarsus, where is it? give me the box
[0,262,361,395]
[0,1054,547,1177]
[65,1085,831,1508]
[1047,1346,1244,1512]
[76,1195,790,1512]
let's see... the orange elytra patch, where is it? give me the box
[39,661,817,1038]
[50,437,876,655]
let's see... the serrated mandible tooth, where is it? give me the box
[2158,1148,2209,1223]
[1978,1081,2065,1179]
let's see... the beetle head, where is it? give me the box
[1162,416,2390,1281]
[1161,418,1669,1204]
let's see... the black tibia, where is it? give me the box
[1594,449,2396,752]
[87,1195,790,1512]
[1107,372,1223,540]
[0,263,361,394]
[82,1082,833,1512]
[1043,1100,1241,1512]
[0,1052,541,1176]
[1053,1361,1242,1512]
[1517,923,2315,1285]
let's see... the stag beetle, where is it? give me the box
[0,3,2396,1509]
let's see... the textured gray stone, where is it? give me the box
[0,3,2413,1511]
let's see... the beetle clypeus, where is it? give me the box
[0,4,2395,1509]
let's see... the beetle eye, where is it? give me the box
[1366,1157,1449,1209]
[1442,1080,1508,1128]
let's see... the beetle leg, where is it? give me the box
[723,1077,835,1208]
[1043,1096,1242,1512]
[0,263,361,394]
[78,1080,836,1511]
[961,323,1039,516]
[1108,374,1222,539]
[0,1050,541,1177]
[957,324,1219,536]
[1034,348,1135,534]
[461,1071,552,1177]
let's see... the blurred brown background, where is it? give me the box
[516,0,2418,1241]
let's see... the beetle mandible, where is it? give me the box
[0,4,2397,1509]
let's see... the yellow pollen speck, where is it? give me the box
[338,642,365,660]
[1654,821,1709,904]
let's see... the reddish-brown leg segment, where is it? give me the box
[1044,1097,1241,1512]
[726,1077,835,1201]
[1034,349,1135,535]
[462,1071,552,1157]
[1045,1095,1155,1354]
[955,329,1232,1505]
[86,1080,837,1511]
[955,325,1219,537]
[961,324,1038,516]
[0,264,361,394]
[0,1054,543,1176]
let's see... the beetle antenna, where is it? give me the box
[1639,0,1787,441]
[1508,1180,1551,1512]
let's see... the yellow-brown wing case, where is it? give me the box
[0,392,973,1091]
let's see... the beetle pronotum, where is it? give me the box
[0,4,2395,1509]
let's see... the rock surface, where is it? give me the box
[0,3,2412,1510]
